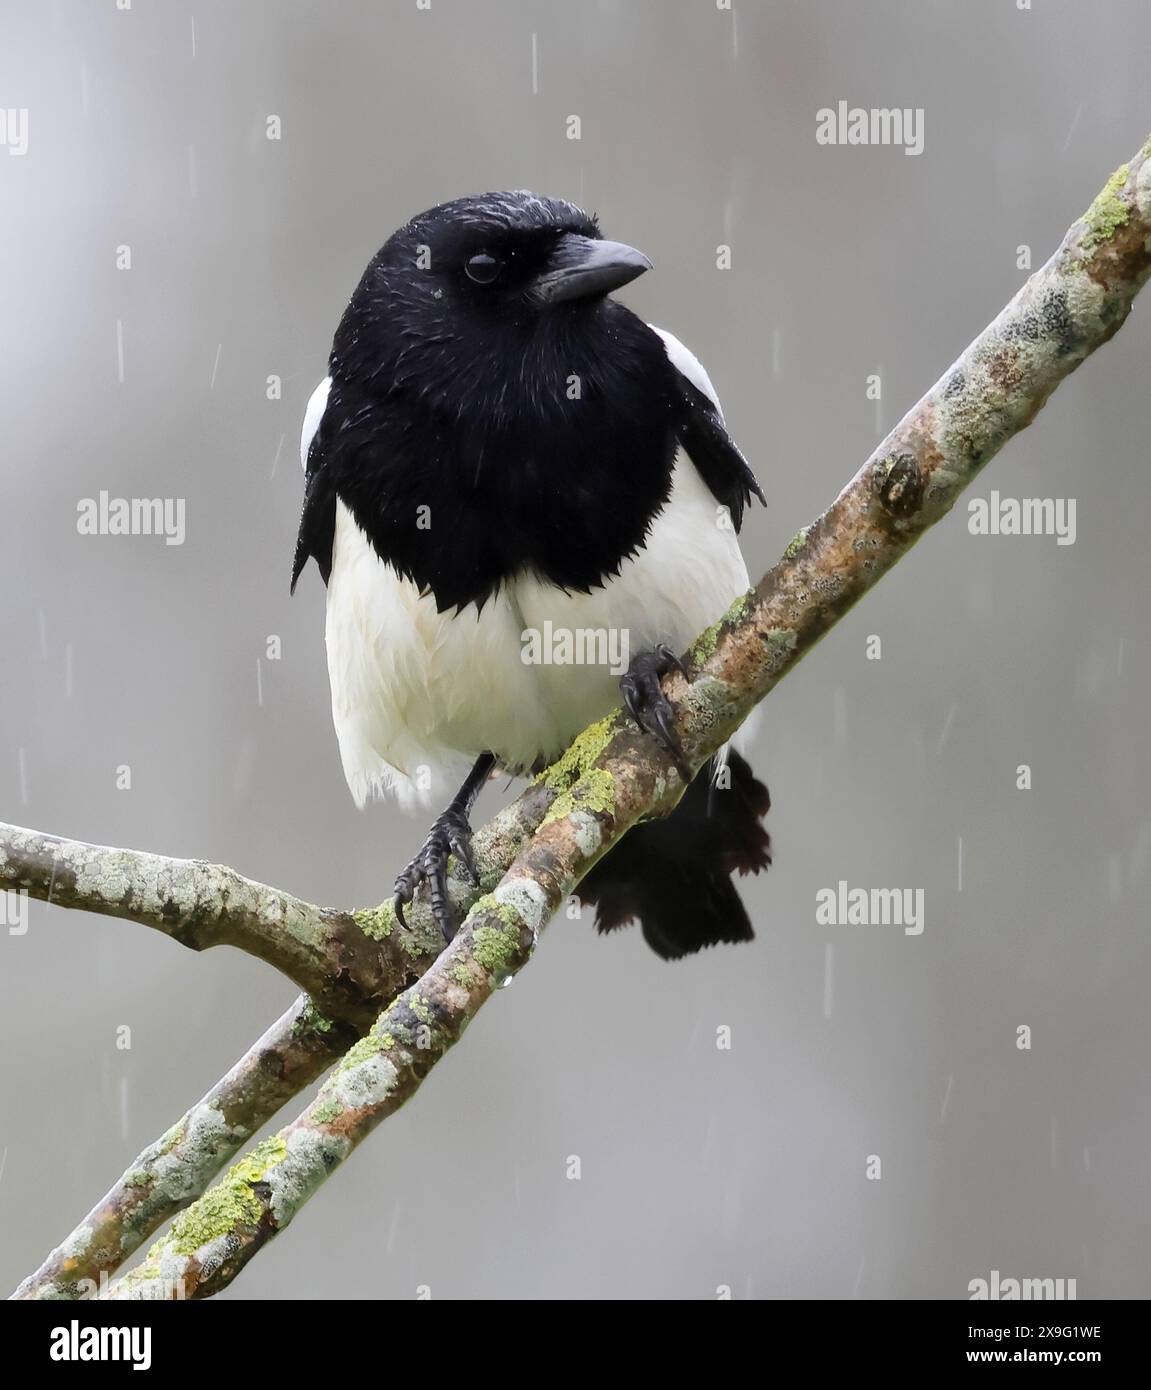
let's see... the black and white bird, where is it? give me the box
[292,191,772,959]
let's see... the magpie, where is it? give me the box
[292,191,772,960]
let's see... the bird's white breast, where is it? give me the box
[310,328,755,810]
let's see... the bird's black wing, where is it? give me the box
[673,373,766,533]
[290,410,337,592]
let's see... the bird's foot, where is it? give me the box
[393,807,479,942]
[620,644,692,782]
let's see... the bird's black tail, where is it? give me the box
[575,749,771,960]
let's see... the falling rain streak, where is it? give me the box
[935,702,957,756]
[939,1073,954,1124]
[823,943,835,1017]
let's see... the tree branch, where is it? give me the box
[94,132,1151,1300]
[7,784,558,1297]
[9,997,356,1300]
[0,805,551,1028]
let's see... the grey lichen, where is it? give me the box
[263,1128,352,1228]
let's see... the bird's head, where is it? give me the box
[333,191,655,407]
[388,189,649,312]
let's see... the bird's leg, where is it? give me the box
[393,752,496,941]
[620,644,692,783]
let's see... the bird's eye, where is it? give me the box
[464,252,502,285]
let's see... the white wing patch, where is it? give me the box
[648,325,723,418]
[300,376,331,469]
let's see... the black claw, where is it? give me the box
[655,643,689,679]
[448,827,479,886]
[620,646,692,783]
[392,809,477,942]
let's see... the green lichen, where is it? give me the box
[726,589,755,624]
[541,767,617,826]
[293,997,335,1035]
[1080,164,1131,253]
[124,1170,151,1190]
[234,1135,288,1185]
[690,588,755,665]
[408,994,433,1025]
[157,1118,187,1155]
[353,902,396,941]
[161,1137,287,1255]
[311,1097,343,1125]
[470,896,523,977]
[451,963,473,988]
[330,1029,387,1078]
[536,715,617,793]
[691,619,722,664]
[783,527,809,560]
[379,1031,396,1049]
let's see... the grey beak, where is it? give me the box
[531,234,652,305]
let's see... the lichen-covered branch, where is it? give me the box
[9,996,356,1300]
[0,823,386,1026]
[100,132,1151,1300]
[8,783,557,1299]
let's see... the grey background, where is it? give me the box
[2,0,1149,1300]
